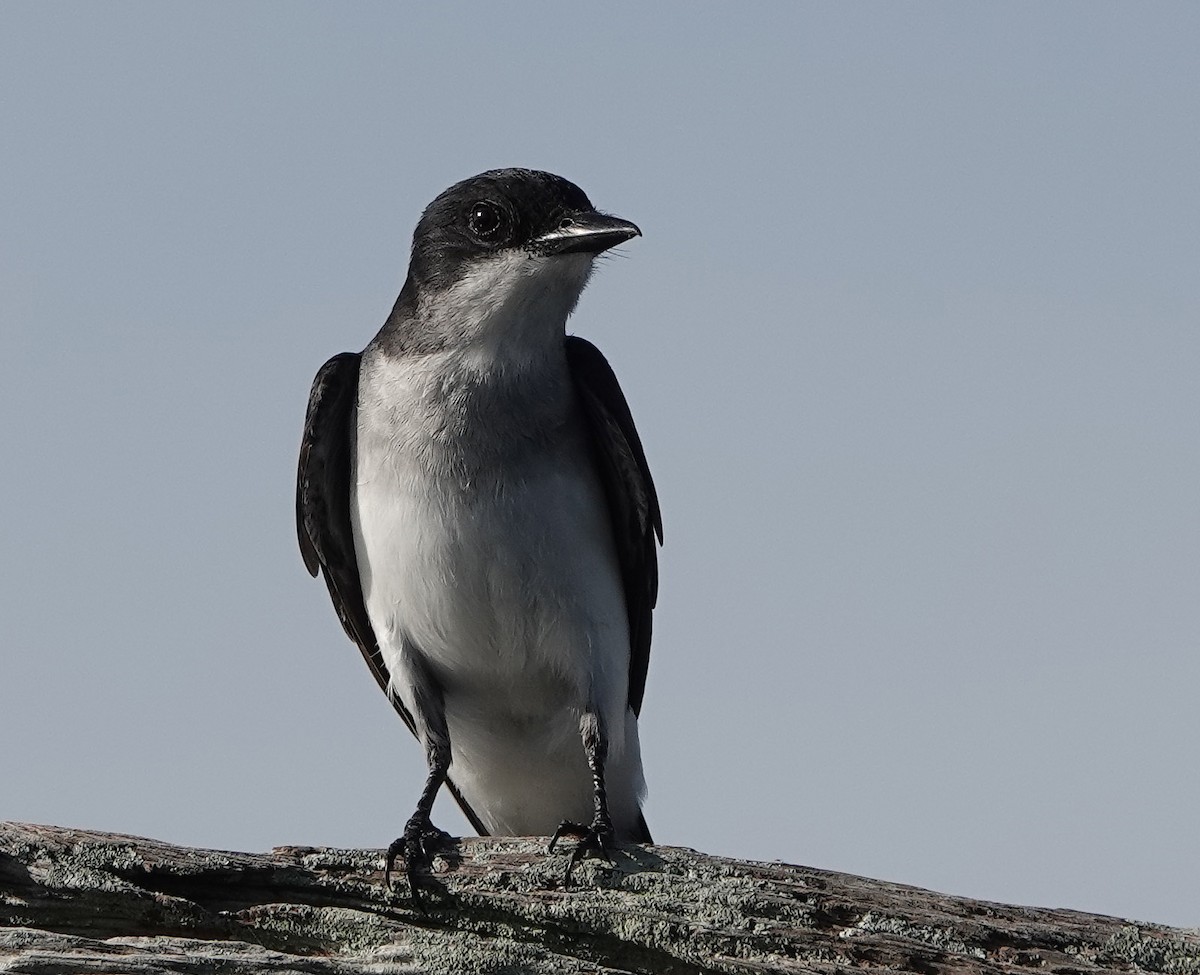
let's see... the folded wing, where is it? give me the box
[296,351,487,834]
[565,336,663,718]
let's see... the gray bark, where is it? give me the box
[1,821,1196,974]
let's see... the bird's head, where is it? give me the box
[390,169,640,352]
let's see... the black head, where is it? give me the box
[402,168,640,295]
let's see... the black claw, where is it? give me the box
[550,819,615,886]
[383,814,452,910]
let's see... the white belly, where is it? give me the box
[350,352,644,835]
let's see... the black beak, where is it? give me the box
[532,211,641,256]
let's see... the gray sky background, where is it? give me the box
[2,3,1197,928]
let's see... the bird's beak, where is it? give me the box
[532,212,642,256]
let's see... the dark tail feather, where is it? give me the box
[630,810,652,844]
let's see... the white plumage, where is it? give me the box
[350,250,647,835]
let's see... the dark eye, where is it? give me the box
[467,201,505,242]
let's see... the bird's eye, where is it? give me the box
[467,201,506,242]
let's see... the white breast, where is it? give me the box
[349,339,644,834]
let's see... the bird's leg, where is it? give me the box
[383,652,454,909]
[549,713,615,885]
[385,737,452,909]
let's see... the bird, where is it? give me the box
[295,168,662,903]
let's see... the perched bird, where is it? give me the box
[296,169,661,900]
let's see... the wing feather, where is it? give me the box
[296,352,487,835]
[565,336,662,717]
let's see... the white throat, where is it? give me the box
[420,250,595,369]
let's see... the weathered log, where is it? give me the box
[1,821,1196,974]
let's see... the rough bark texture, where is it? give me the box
[1,821,1196,974]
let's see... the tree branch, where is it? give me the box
[1,821,1196,974]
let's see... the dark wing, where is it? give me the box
[297,354,383,684]
[296,352,487,835]
[565,336,663,717]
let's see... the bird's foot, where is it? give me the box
[548,817,615,886]
[384,813,453,910]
